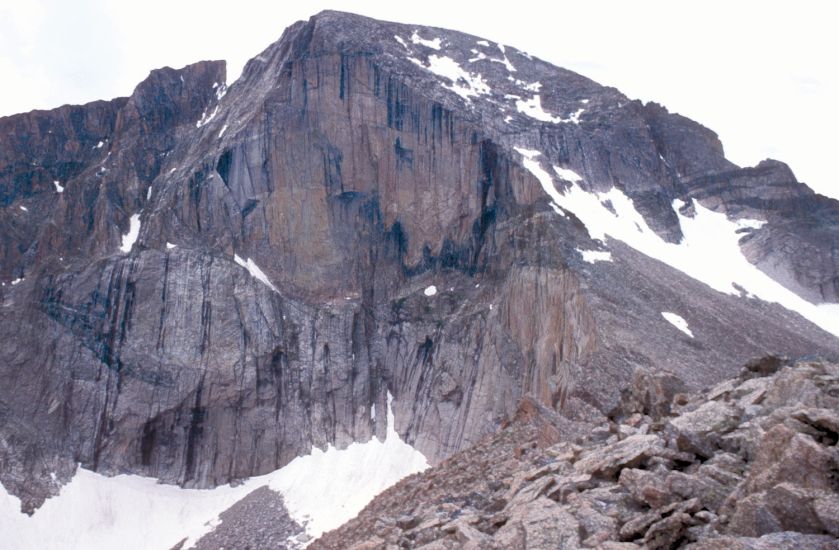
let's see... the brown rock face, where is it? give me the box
[1,10,838,515]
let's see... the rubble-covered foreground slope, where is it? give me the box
[313,357,839,549]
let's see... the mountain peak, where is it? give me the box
[1,11,837,548]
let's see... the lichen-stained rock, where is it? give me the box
[668,400,741,457]
[574,434,661,478]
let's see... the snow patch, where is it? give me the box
[495,44,516,72]
[119,214,141,253]
[166,242,177,250]
[409,55,490,100]
[234,254,278,293]
[196,106,219,128]
[468,50,487,63]
[410,31,441,50]
[515,148,839,337]
[424,285,438,296]
[476,40,490,47]
[553,165,583,183]
[10,278,23,286]
[515,95,563,123]
[19,206,27,212]
[0,469,258,550]
[515,96,581,124]
[218,124,228,138]
[268,393,427,539]
[95,141,104,149]
[662,312,694,337]
[514,148,566,216]
[394,35,408,49]
[569,107,585,124]
[146,187,152,200]
[578,249,612,263]
[53,181,64,193]
[0,394,426,549]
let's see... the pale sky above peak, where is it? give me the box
[1,0,836,199]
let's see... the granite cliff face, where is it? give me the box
[1,10,837,515]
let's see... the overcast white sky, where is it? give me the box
[1,0,836,198]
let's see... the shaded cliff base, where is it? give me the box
[312,356,839,549]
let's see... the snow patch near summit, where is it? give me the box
[515,95,583,124]
[515,148,839,338]
[409,55,490,100]
[411,31,441,50]
[516,95,562,123]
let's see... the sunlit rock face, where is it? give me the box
[0,9,837,519]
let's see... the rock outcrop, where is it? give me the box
[1,10,837,515]
[312,357,839,549]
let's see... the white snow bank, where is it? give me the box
[53,181,64,193]
[0,394,427,550]
[410,31,441,50]
[409,55,490,100]
[119,214,141,253]
[553,165,583,183]
[268,393,428,539]
[514,148,566,216]
[577,249,612,263]
[662,312,694,337]
[515,96,580,124]
[515,148,839,337]
[569,107,585,124]
[495,44,516,72]
[234,254,278,293]
[0,470,257,550]
[424,285,438,296]
[515,95,562,123]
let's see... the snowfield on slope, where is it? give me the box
[0,394,428,550]
[516,148,839,338]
